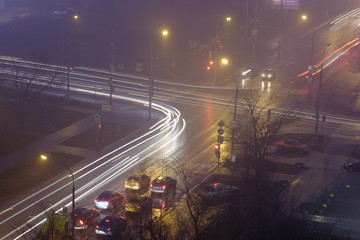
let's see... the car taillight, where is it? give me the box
[125,181,128,184]
[95,200,98,203]
[108,228,112,231]
[96,225,99,229]
[79,220,84,226]
[162,185,166,190]
[150,184,152,188]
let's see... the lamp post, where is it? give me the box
[109,30,115,106]
[315,43,331,141]
[213,17,231,84]
[230,76,241,162]
[40,154,75,240]
[149,29,168,120]
[63,14,79,101]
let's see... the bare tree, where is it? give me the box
[6,60,61,133]
[232,88,297,181]
[168,156,213,240]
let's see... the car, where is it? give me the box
[261,68,276,81]
[199,183,239,198]
[52,9,68,16]
[241,66,258,79]
[125,196,153,214]
[94,191,126,210]
[95,216,127,236]
[125,173,151,191]
[344,160,360,172]
[150,176,177,194]
[275,139,310,154]
[73,208,100,230]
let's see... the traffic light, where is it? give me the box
[214,144,220,158]
[209,60,214,65]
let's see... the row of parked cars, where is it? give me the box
[72,173,177,236]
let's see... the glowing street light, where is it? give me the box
[301,14,308,21]
[214,16,231,84]
[162,30,169,36]
[149,29,169,120]
[40,154,75,240]
[221,58,229,65]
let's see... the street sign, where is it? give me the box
[217,128,224,135]
[217,135,224,144]
[217,120,225,128]
[94,113,101,123]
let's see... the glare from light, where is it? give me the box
[162,30,169,37]
[221,58,229,65]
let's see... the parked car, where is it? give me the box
[95,216,127,236]
[150,176,177,194]
[344,160,360,172]
[275,139,310,154]
[199,183,239,198]
[125,196,153,215]
[261,68,276,81]
[94,191,126,210]
[125,173,151,191]
[73,208,100,230]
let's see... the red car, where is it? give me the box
[275,139,310,154]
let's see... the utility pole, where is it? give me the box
[109,30,114,106]
[315,43,331,141]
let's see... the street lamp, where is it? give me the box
[213,16,231,84]
[149,29,169,120]
[63,13,79,101]
[315,43,331,141]
[40,154,75,240]
[230,76,241,162]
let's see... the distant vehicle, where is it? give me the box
[275,139,310,154]
[52,9,68,16]
[241,66,258,79]
[95,216,127,236]
[125,173,151,191]
[150,176,177,194]
[261,68,276,81]
[199,183,239,198]
[344,160,360,172]
[125,196,153,214]
[94,191,126,210]
[294,162,306,168]
[73,208,100,230]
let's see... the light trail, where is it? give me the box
[297,38,360,78]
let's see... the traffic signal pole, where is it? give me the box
[215,144,221,173]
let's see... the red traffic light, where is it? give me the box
[214,144,220,158]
